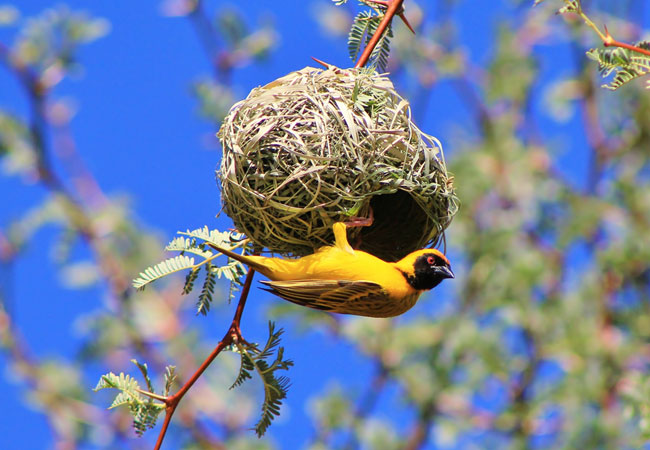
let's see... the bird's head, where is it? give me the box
[396,249,454,291]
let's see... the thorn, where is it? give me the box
[311,57,331,69]
[398,12,416,34]
[603,24,613,46]
[364,0,415,34]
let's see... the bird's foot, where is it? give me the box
[343,207,374,228]
[339,208,374,250]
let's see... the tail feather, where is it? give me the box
[207,243,266,273]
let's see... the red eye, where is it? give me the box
[427,256,435,265]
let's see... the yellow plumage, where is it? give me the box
[211,223,453,318]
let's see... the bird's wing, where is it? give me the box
[260,279,400,317]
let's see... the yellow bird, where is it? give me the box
[210,223,454,318]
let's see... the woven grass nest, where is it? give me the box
[217,66,458,262]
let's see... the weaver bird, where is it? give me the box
[210,223,454,318]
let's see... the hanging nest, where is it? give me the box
[217,66,458,262]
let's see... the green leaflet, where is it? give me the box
[347,10,393,71]
[229,322,294,437]
[587,43,650,90]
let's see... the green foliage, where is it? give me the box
[132,254,196,290]
[132,227,247,313]
[346,7,393,71]
[0,112,34,176]
[621,372,650,440]
[94,325,294,439]
[133,359,156,393]
[192,79,236,124]
[185,6,275,125]
[1,2,289,448]
[309,385,354,431]
[230,322,294,437]
[348,12,371,61]
[165,235,211,258]
[13,5,109,71]
[94,360,169,437]
[351,70,390,119]
[182,267,200,294]
[164,366,177,396]
[196,262,217,315]
[215,7,276,60]
[547,0,650,90]
[587,44,650,90]
[179,226,245,249]
[533,0,578,11]
[557,0,579,14]
[486,26,537,103]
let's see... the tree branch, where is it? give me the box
[570,2,650,57]
[153,268,256,450]
[354,0,405,68]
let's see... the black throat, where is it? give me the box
[402,254,450,291]
[403,269,447,291]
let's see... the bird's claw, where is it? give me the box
[343,207,374,228]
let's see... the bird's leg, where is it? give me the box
[342,206,374,228]
[342,207,374,249]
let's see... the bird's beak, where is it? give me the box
[435,266,455,280]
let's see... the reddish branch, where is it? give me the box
[354,0,407,68]
[153,268,256,450]
[569,8,650,58]
[155,5,422,442]
[602,26,650,57]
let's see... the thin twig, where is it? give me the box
[603,32,650,56]
[571,4,650,57]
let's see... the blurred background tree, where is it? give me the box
[2,0,650,448]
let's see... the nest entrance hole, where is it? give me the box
[356,191,431,262]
